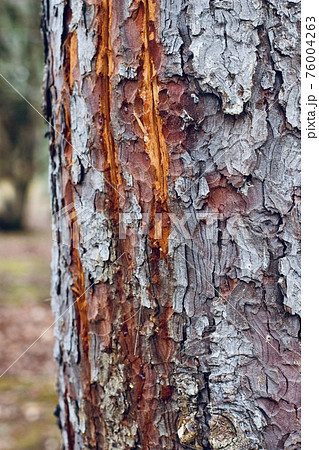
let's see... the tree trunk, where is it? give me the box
[42,0,300,448]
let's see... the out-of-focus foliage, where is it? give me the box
[0,0,46,229]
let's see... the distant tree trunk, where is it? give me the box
[42,0,300,448]
[0,0,43,230]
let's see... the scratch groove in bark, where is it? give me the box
[61,22,102,447]
[137,0,170,256]
[62,20,92,372]
[96,0,121,200]
[69,31,78,90]
[70,224,90,365]
[140,0,169,203]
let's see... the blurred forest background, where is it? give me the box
[0,0,60,448]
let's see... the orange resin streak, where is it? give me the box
[96,0,121,192]
[139,0,170,255]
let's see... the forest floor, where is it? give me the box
[0,231,61,449]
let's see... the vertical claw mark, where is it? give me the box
[138,0,170,257]
[96,0,121,199]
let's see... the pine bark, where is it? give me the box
[42,0,301,448]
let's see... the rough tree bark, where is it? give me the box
[42,0,301,448]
